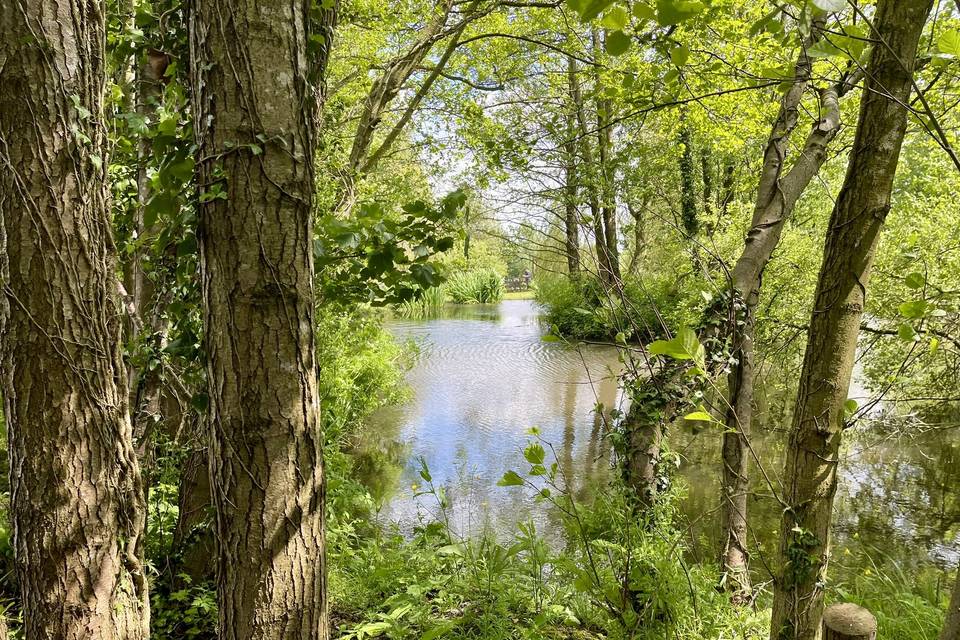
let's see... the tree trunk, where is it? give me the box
[718,16,853,601]
[940,568,960,640]
[678,120,698,237]
[563,57,581,280]
[622,403,663,508]
[190,1,328,638]
[593,30,621,285]
[719,292,756,604]
[568,57,612,285]
[769,1,933,638]
[701,145,714,224]
[0,2,149,638]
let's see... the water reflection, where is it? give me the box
[367,300,620,537]
[364,299,960,580]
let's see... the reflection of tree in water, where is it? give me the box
[835,430,960,572]
[675,422,960,583]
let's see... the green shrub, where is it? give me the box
[534,273,695,342]
[445,269,504,304]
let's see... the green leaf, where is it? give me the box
[684,411,714,422]
[897,324,916,342]
[898,300,929,319]
[905,272,925,289]
[670,44,690,66]
[807,39,846,59]
[524,442,546,465]
[498,471,525,487]
[938,29,960,57]
[600,5,629,29]
[647,327,705,369]
[656,0,705,26]
[843,398,858,415]
[604,30,631,56]
[633,2,655,20]
[567,0,616,22]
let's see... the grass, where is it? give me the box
[504,290,535,300]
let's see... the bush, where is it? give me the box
[445,269,504,304]
[534,273,695,343]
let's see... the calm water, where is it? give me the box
[365,299,960,580]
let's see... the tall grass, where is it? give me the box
[445,269,504,304]
[395,286,446,318]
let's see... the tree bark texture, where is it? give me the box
[0,1,149,637]
[190,1,327,638]
[718,19,847,601]
[769,1,933,637]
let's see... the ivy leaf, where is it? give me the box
[807,39,846,59]
[647,327,706,369]
[604,30,632,56]
[633,2,655,20]
[897,323,916,342]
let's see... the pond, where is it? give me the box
[363,299,960,584]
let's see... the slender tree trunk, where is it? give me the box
[0,2,149,637]
[770,1,933,637]
[593,30,621,285]
[717,17,859,601]
[569,57,612,284]
[564,57,581,279]
[190,1,327,638]
[720,161,735,217]
[941,568,960,640]
[701,145,714,223]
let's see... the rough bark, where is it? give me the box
[0,1,149,637]
[718,19,857,602]
[940,568,960,640]
[190,1,327,638]
[621,402,663,507]
[563,56,581,279]
[769,1,933,637]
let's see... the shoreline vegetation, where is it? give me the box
[0,0,957,637]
